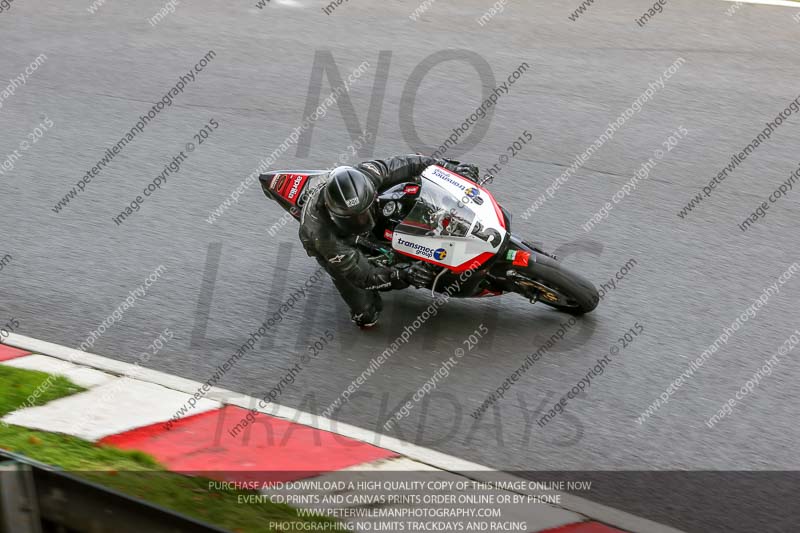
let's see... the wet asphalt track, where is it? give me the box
[2,0,800,530]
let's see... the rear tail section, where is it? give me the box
[259,170,328,220]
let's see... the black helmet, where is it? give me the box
[323,166,376,234]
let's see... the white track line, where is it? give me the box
[3,354,114,388]
[721,0,800,7]
[2,378,220,441]
[2,333,686,533]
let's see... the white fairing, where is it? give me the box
[391,165,507,270]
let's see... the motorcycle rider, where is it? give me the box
[299,154,480,328]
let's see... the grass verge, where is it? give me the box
[0,365,345,533]
[0,363,86,417]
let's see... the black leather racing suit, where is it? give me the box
[298,154,442,324]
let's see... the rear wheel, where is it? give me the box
[510,254,599,315]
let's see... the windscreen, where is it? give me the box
[394,178,475,238]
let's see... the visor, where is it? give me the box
[330,208,376,235]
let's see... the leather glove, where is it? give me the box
[453,163,480,183]
[399,262,437,289]
[389,268,411,290]
[440,159,480,183]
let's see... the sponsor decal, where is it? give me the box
[383,229,393,240]
[512,250,531,267]
[433,248,448,260]
[431,167,448,177]
[274,173,309,205]
[287,175,306,201]
[328,254,346,264]
[428,165,498,218]
[431,166,468,191]
[396,236,439,259]
[403,184,420,195]
[345,197,359,207]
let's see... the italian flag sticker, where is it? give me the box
[506,250,530,266]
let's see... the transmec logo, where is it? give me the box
[397,236,438,259]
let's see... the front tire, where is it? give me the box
[511,254,599,315]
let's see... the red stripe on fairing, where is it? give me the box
[537,521,631,533]
[394,249,494,273]
[0,344,30,361]
[100,406,397,484]
[432,165,506,229]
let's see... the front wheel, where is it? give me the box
[509,254,599,315]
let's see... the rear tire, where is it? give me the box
[512,255,599,315]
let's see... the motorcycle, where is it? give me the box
[259,164,599,315]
